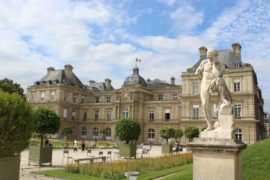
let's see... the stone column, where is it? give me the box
[188,138,247,180]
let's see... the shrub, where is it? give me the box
[175,128,184,140]
[115,118,141,143]
[185,126,199,141]
[160,126,176,144]
[0,91,35,157]
[65,153,192,179]
[34,108,61,146]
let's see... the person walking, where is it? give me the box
[81,140,86,152]
[73,139,78,152]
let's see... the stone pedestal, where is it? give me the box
[188,138,247,180]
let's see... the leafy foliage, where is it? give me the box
[62,126,73,136]
[160,126,176,144]
[0,78,24,97]
[99,128,107,140]
[175,129,184,139]
[184,127,199,141]
[115,118,141,143]
[0,91,35,157]
[34,108,61,146]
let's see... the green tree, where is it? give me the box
[160,126,176,144]
[0,78,24,97]
[34,108,61,147]
[185,127,199,142]
[99,128,107,140]
[115,118,141,144]
[175,128,184,140]
[62,125,73,137]
[0,91,35,157]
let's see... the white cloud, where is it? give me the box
[158,0,178,6]
[170,3,204,31]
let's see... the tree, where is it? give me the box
[175,128,184,140]
[34,108,61,147]
[0,91,35,157]
[185,127,199,142]
[99,128,107,140]
[160,126,176,144]
[0,78,24,97]
[62,125,73,137]
[115,118,141,144]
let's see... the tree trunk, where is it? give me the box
[40,135,44,147]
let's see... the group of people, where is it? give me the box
[72,139,86,152]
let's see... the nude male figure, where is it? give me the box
[195,48,228,131]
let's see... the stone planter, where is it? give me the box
[162,144,173,154]
[28,146,53,166]
[0,155,20,180]
[119,143,137,158]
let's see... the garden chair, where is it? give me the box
[106,151,112,162]
[62,149,73,164]
[87,149,92,157]
[98,151,104,162]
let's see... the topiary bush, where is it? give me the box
[185,126,199,142]
[115,118,141,144]
[175,128,184,140]
[0,91,35,157]
[34,108,61,146]
[160,126,176,144]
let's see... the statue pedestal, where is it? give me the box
[188,138,247,180]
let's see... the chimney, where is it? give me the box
[105,78,112,89]
[199,46,207,59]
[232,43,241,58]
[64,64,73,78]
[89,80,96,85]
[47,67,55,73]
[171,77,175,85]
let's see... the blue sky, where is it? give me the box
[0,0,270,112]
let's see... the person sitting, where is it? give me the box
[175,142,182,153]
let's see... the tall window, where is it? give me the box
[192,105,199,119]
[40,91,45,101]
[148,128,155,139]
[81,127,87,136]
[192,83,199,95]
[106,128,111,137]
[31,93,36,102]
[106,97,111,103]
[93,127,98,137]
[64,94,68,102]
[164,109,170,121]
[63,108,67,120]
[234,81,241,92]
[72,110,76,120]
[106,110,112,120]
[235,128,242,141]
[94,110,99,121]
[123,108,129,118]
[83,111,87,121]
[172,94,178,100]
[51,91,55,101]
[234,104,242,118]
[95,97,100,103]
[73,96,77,103]
[81,96,85,103]
[149,110,155,121]
[158,94,163,101]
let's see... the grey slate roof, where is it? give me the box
[36,69,85,88]
[123,67,147,87]
[147,79,169,88]
[188,50,244,72]
[87,82,114,92]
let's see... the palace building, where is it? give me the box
[27,43,266,145]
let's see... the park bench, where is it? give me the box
[74,156,106,164]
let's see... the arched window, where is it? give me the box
[81,127,87,136]
[123,108,129,118]
[148,128,155,139]
[93,127,99,136]
[235,128,242,141]
[106,128,111,137]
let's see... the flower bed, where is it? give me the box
[66,153,192,179]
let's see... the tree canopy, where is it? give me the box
[0,91,35,157]
[0,78,24,97]
[185,126,199,141]
[160,126,176,144]
[115,118,141,144]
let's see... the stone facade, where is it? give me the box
[27,43,266,145]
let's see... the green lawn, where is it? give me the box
[33,139,270,180]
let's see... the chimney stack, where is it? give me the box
[47,67,55,73]
[64,64,73,78]
[105,78,112,90]
[171,77,175,85]
[199,47,207,59]
[232,43,241,58]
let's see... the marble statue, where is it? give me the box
[195,48,234,139]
